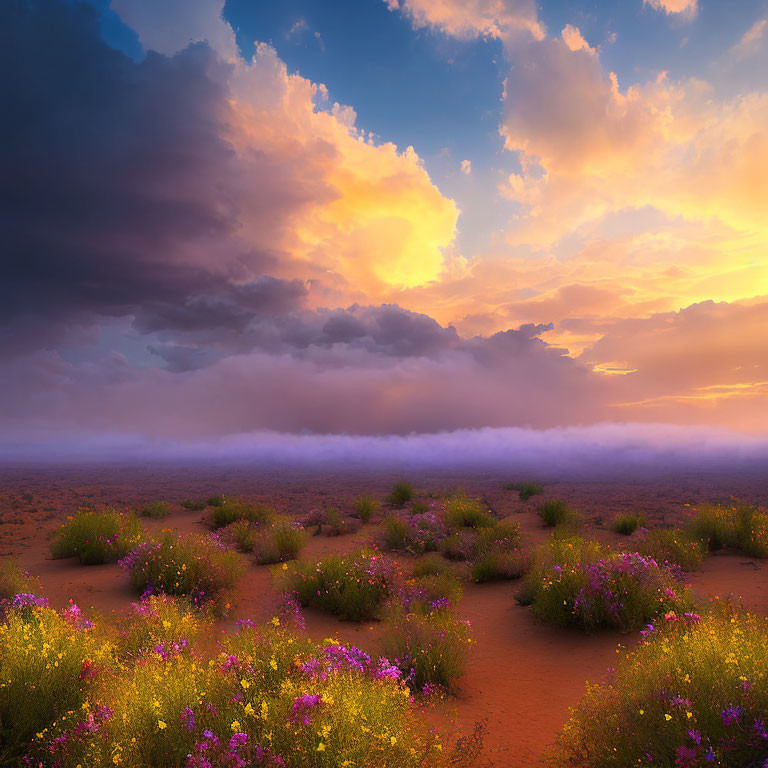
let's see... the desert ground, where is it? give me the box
[2,463,767,766]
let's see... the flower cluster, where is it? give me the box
[523,536,692,632]
[553,605,768,767]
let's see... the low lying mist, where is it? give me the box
[3,423,767,478]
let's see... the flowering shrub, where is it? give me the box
[281,550,398,621]
[0,601,112,758]
[211,498,275,529]
[520,535,692,632]
[141,500,171,519]
[37,619,448,768]
[118,594,206,660]
[611,511,646,536]
[401,570,464,612]
[551,605,768,767]
[121,532,243,605]
[0,559,38,604]
[382,607,472,692]
[687,503,768,558]
[222,518,307,564]
[302,506,361,536]
[383,508,448,554]
[50,508,144,564]
[635,527,706,571]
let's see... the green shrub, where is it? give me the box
[121,533,243,604]
[474,521,522,554]
[687,504,734,551]
[280,549,396,621]
[0,602,113,759]
[611,511,646,536]
[443,491,496,530]
[437,520,521,568]
[410,500,429,515]
[440,532,470,560]
[539,499,579,528]
[50,508,144,564]
[253,519,307,565]
[412,552,452,578]
[141,500,170,519]
[206,494,225,507]
[180,499,207,511]
[520,536,692,632]
[211,498,274,529]
[636,527,706,571]
[353,495,380,523]
[326,506,343,529]
[503,481,544,501]
[550,606,768,768]
[470,549,529,583]
[382,608,472,692]
[223,518,260,552]
[387,481,415,506]
[383,513,413,550]
[687,503,768,557]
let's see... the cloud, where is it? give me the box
[731,18,767,59]
[424,31,768,346]
[0,318,605,438]
[581,298,768,431]
[561,24,595,55]
[385,0,545,42]
[460,159,472,174]
[1,0,459,357]
[643,0,698,18]
[110,0,238,58]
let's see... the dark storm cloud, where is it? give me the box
[134,277,310,335]
[0,0,304,354]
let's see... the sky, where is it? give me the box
[2,0,768,461]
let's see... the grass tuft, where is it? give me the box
[611,511,646,536]
[387,481,415,506]
[539,499,579,528]
[353,495,380,523]
[141,500,170,519]
[211,498,274,529]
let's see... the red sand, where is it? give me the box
[1,464,767,766]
